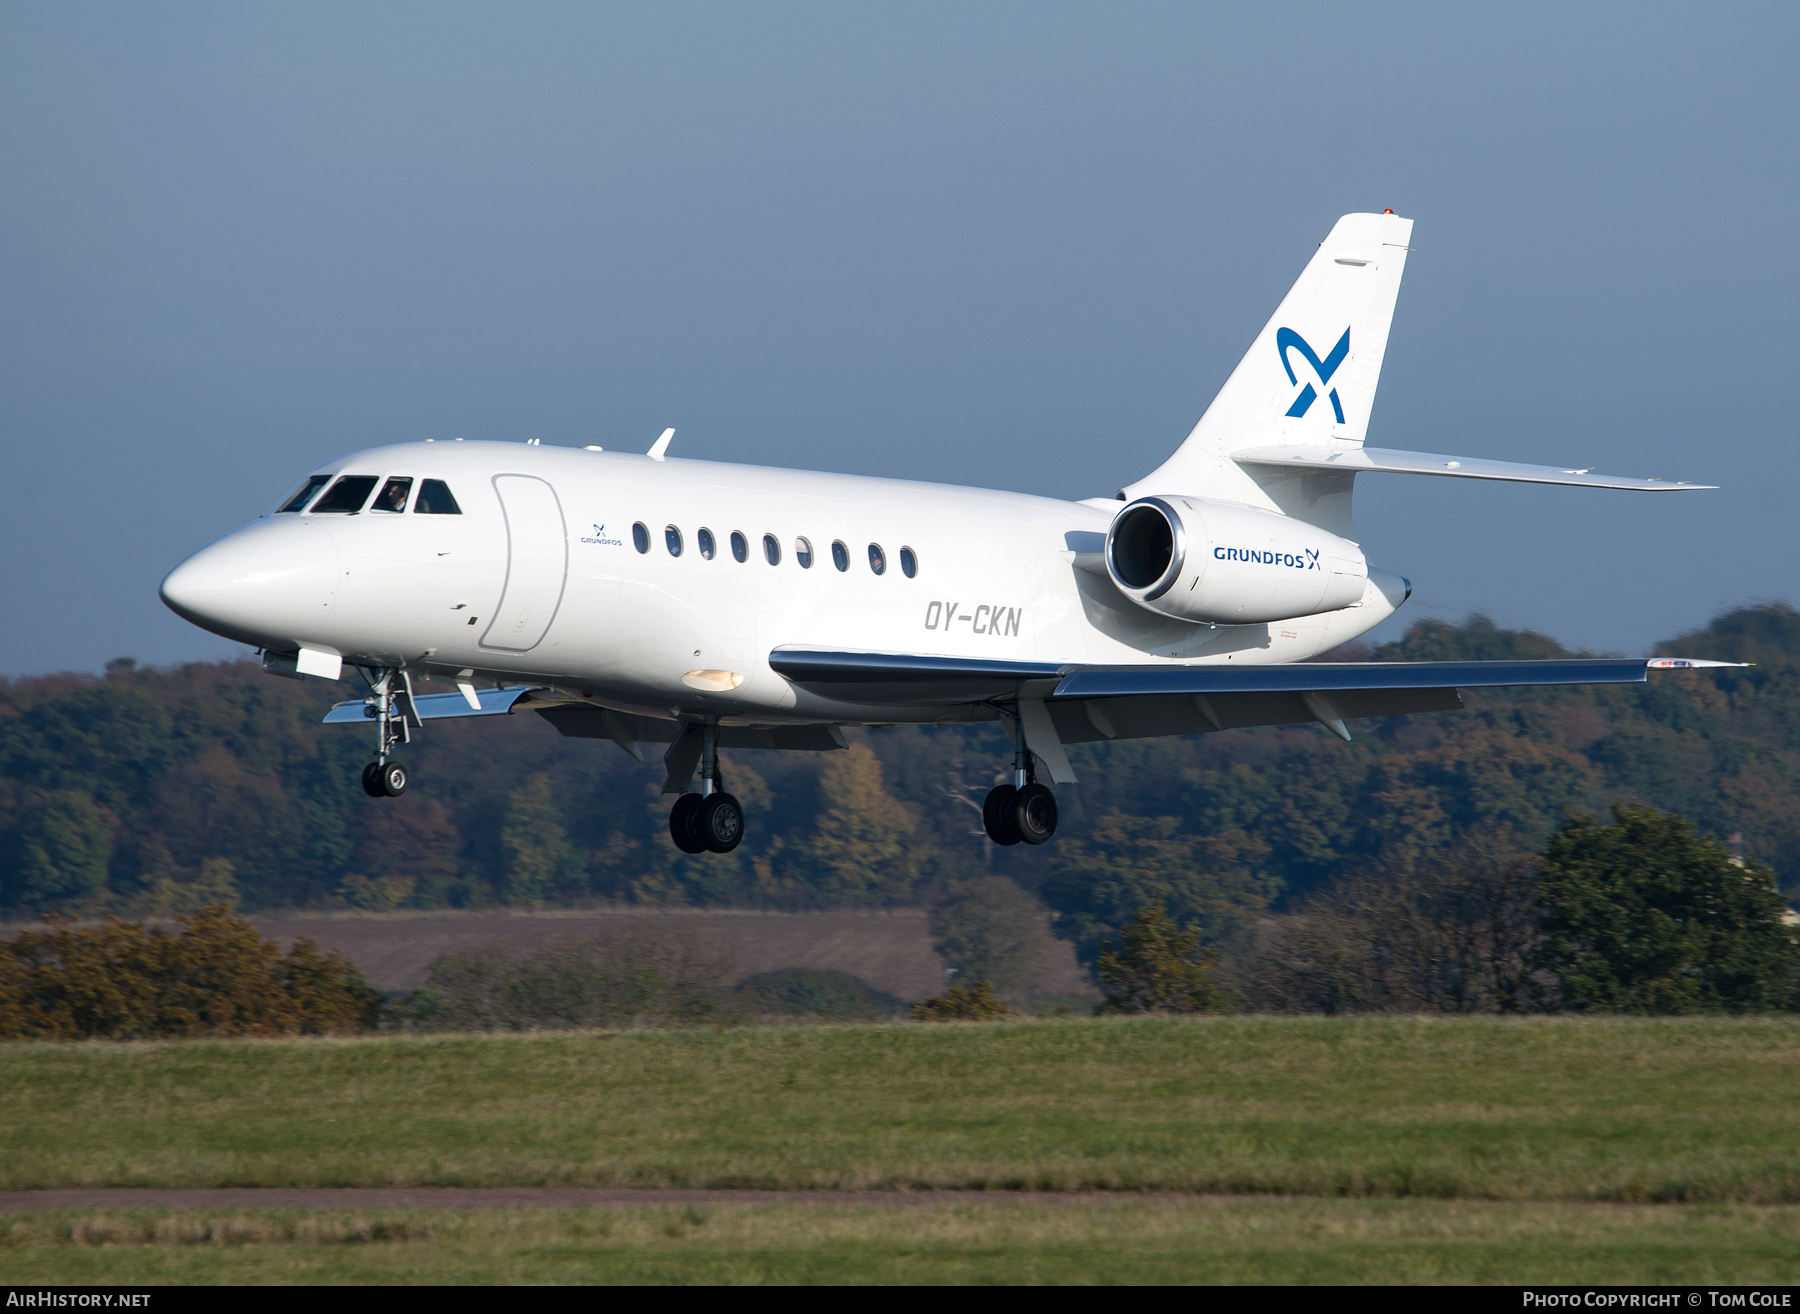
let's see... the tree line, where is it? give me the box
[2,605,1798,966]
[7,796,1793,1040]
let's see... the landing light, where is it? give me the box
[682,669,745,692]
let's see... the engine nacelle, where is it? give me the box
[1105,495,1369,624]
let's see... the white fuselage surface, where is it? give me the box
[160,439,1409,730]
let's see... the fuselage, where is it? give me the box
[159,440,1408,727]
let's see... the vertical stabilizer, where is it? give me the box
[1122,211,1413,532]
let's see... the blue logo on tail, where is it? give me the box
[1277,327,1350,424]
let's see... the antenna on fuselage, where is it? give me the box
[647,428,675,461]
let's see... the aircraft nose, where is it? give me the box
[159,520,342,647]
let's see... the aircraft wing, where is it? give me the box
[322,686,533,723]
[768,649,1740,746]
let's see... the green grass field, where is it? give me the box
[6,1200,1800,1285]
[5,1016,1800,1200]
[6,1015,1800,1282]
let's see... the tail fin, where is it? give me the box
[1123,211,1413,528]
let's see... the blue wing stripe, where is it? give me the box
[1054,658,1649,698]
[769,650,1069,683]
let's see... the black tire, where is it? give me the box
[696,792,745,853]
[1013,782,1058,845]
[982,784,1022,846]
[360,762,385,798]
[379,760,410,797]
[668,793,708,853]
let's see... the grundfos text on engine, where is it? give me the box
[1104,495,1368,624]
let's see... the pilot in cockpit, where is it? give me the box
[373,478,411,513]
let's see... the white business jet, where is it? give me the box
[160,211,1728,856]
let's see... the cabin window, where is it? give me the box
[899,546,917,578]
[633,522,651,553]
[868,543,886,575]
[794,537,814,569]
[730,531,748,562]
[763,533,781,566]
[372,478,412,513]
[276,475,329,513]
[312,475,379,514]
[697,528,716,560]
[665,525,684,557]
[831,540,849,572]
[415,480,462,515]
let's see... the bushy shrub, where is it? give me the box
[1094,903,1232,1015]
[0,904,379,1040]
[734,967,905,1020]
[1043,811,1278,961]
[1538,803,1800,1014]
[927,877,1053,1002]
[910,978,1016,1021]
[1234,847,1547,1014]
[418,930,735,1031]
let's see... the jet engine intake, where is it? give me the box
[1105,495,1368,624]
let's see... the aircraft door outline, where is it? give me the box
[480,474,569,652]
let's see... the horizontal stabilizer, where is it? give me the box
[1232,445,1715,491]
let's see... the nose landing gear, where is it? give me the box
[356,668,417,799]
[981,708,1059,846]
[668,716,745,854]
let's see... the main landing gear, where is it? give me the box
[982,710,1059,846]
[669,717,745,854]
[357,667,417,799]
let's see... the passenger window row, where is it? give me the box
[633,523,917,578]
[276,475,462,515]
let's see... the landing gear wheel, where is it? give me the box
[1013,783,1058,845]
[361,762,386,798]
[668,793,708,854]
[696,793,745,854]
[982,784,1022,846]
[378,760,409,797]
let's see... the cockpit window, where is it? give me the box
[275,475,329,513]
[312,475,380,513]
[415,479,462,514]
[372,477,413,513]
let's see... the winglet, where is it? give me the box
[647,428,675,461]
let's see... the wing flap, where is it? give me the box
[1046,686,1465,745]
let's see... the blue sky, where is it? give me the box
[2,2,1795,673]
